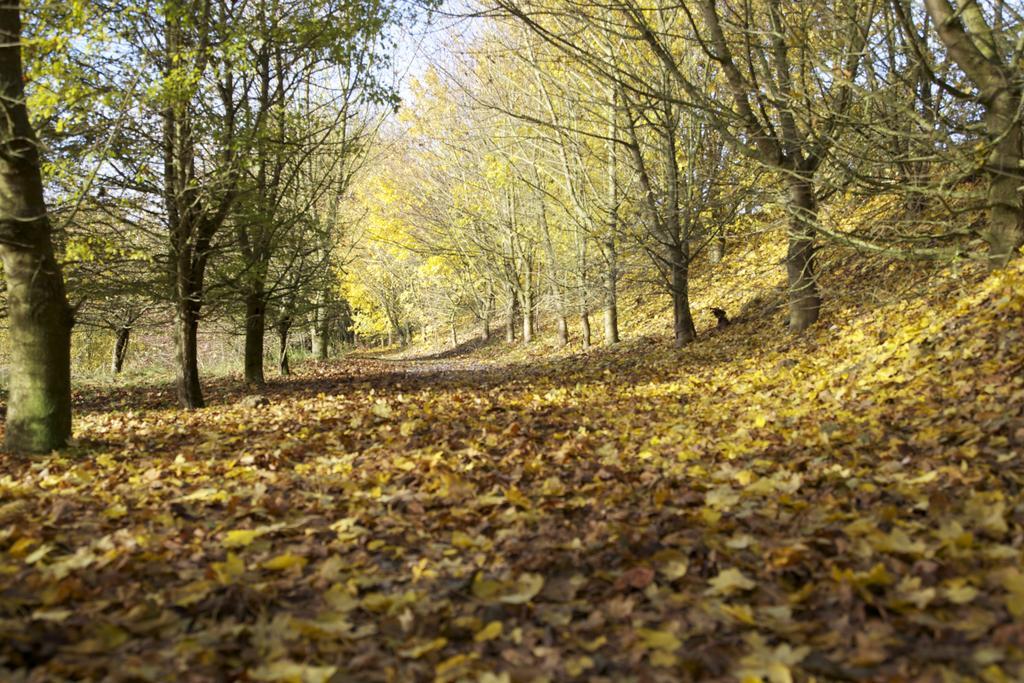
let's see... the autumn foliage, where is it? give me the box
[0,234,1022,682]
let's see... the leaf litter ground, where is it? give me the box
[3,260,1024,682]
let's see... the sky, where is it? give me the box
[390,1,480,104]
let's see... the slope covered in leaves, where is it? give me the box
[2,253,1024,682]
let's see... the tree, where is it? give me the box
[159,0,247,408]
[0,5,72,452]
[492,0,876,332]
[668,0,872,331]
[919,0,1023,266]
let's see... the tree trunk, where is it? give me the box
[163,15,221,411]
[985,92,1024,266]
[310,324,322,357]
[316,320,329,359]
[481,286,493,342]
[556,315,569,346]
[244,285,266,385]
[0,7,73,453]
[604,81,620,347]
[310,293,329,359]
[670,246,696,346]
[450,323,458,347]
[921,0,1024,266]
[175,296,204,409]
[111,326,131,375]
[604,244,619,345]
[277,316,291,376]
[506,296,518,343]
[710,236,726,263]
[309,290,324,359]
[521,286,534,344]
[3,249,72,452]
[580,310,592,350]
[786,177,822,332]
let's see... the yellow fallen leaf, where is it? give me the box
[650,650,678,667]
[399,637,447,659]
[103,504,127,519]
[944,581,978,605]
[1006,591,1024,618]
[499,573,544,604]
[371,400,393,418]
[658,555,689,581]
[451,530,475,549]
[471,574,504,601]
[637,628,681,651]
[8,537,36,558]
[566,655,594,675]
[174,579,212,607]
[478,674,511,683]
[213,552,245,584]
[262,553,308,571]
[223,529,260,548]
[180,488,230,504]
[734,633,809,683]
[435,653,476,682]
[705,485,740,510]
[707,568,756,596]
[31,608,73,622]
[721,603,757,625]
[869,528,926,556]
[249,660,337,683]
[474,620,503,642]
[727,534,755,549]
[223,523,286,548]
[505,486,531,508]
[24,543,53,564]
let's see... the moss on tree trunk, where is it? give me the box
[0,6,72,453]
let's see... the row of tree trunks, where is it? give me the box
[496,301,617,349]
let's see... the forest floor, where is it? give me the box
[3,245,1024,682]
